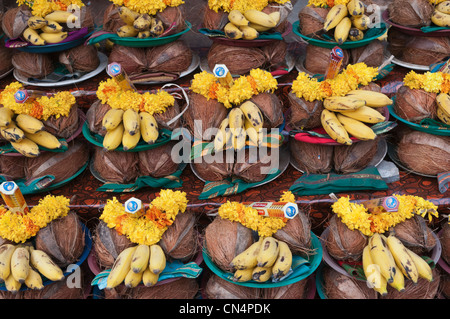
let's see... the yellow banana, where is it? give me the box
[149,244,166,275]
[39,31,68,44]
[232,128,246,151]
[351,14,371,30]
[139,112,159,144]
[256,237,279,268]
[323,96,365,112]
[252,266,272,282]
[245,119,259,146]
[30,249,64,282]
[142,267,159,287]
[347,0,365,16]
[1,122,25,143]
[117,25,139,37]
[118,6,140,25]
[431,10,450,27]
[11,246,30,284]
[24,267,44,290]
[362,245,387,296]
[11,138,40,158]
[224,22,243,39]
[44,10,78,24]
[239,100,264,130]
[240,25,259,40]
[0,244,17,281]
[268,12,281,26]
[133,14,152,32]
[122,129,141,151]
[233,268,254,282]
[124,268,143,288]
[214,118,230,152]
[27,16,48,29]
[436,93,450,117]
[149,18,164,37]
[103,123,124,151]
[15,114,44,134]
[339,105,385,123]
[348,27,364,41]
[230,238,263,271]
[336,113,376,140]
[345,90,393,107]
[248,22,271,32]
[106,246,137,289]
[42,20,64,33]
[228,10,249,26]
[0,107,14,127]
[436,1,450,14]
[334,17,352,45]
[368,233,397,284]
[228,107,245,134]
[437,107,450,125]
[23,28,46,45]
[243,10,277,28]
[386,235,419,283]
[405,248,433,282]
[272,241,293,280]
[389,264,405,292]
[130,244,150,274]
[102,108,124,131]
[321,109,352,145]
[323,4,348,31]
[25,131,62,150]
[123,108,140,136]
[4,273,22,293]
[138,30,151,39]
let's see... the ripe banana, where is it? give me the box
[25,131,62,150]
[1,122,25,143]
[228,108,245,135]
[122,129,141,151]
[117,25,139,37]
[268,12,281,26]
[24,267,44,290]
[230,239,262,271]
[149,244,166,275]
[124,268,143,288]
[232,128,247,151]
[27,16,48,29]
[252,266,272,282]
[102,108,124,131]
[103,123,124,151]
[214,118,230,151]
[351,14,371,30]
[336,113,376,140]
[139,112,159,144]
[405,248,433,282]
[431,10,450,27]
[436,93,450,117]
[233,268,254,282]
[272,241,293,280]
[15,114,44,134]
[437,106,450,125]
[11,246,30,284]
[4,273,22,293]
[362,245,387,296]
[389,264,405,292]
[106,246,137,289]
[23,28,46,45]
[30,249,64,282]
[347,0,365,17]
[44,10,78,24]
[130,244,150,274]
[248,22,271,32]
[334,17,352,45]
[240,100,264,130]
[368,233,397,284]
[339,105,385,123]
[138,30,151,39]
[245,119,259,146]
[224,22,243,39]
[142,267,159,287]
[42,20,64,33]
[149,18,164,37]
[243,10,277,28]
[228,10,249,26]
[0,244,17,281]
[123,108,140,136]
[133,14,152,32]
[321,109,352,145]
[0,107,13,127]
[240,25,259,40]
[11,138,40,157]
[256,237,279,268]
[323,96,365,112]
[436,1,450,14]
[348,28,364,41]
[118,6,140,25]
[39,31,68,44]
[386,235,419,283]
[323,4,348,31]
[345,90,393,107]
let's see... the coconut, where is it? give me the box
[359,82,382,93]
[1,6,31,39]
[192,151,234,182]
[442,273,450,299]
[396,130,450,176]
[202,5,228,30]
[102,4,126,33]
[387,29,410,59]
[232,148,275,183]
[250,93,284,129]
[261,40,287,70]
[59,44,100,74]
[440,222,450,265]
[333,138,379,174]
[34,211,85,267]
[0,45,13,74]
[86,100,111,137]
[304,45,349,75]
[289,139,334,174]
[383,267,440,299]
[322,266,378,299]
[155,5,186,35]
[298,5,329,37]
[207,43,267,75]
[287,92,323,130]
[388,0,434,27]
[92,147,139,184]
[273,212,314,257]
[153,99,182,131]
[205,273,261,299]
[0,155,26,180]
[394,86,437,123]
[22,278,85,299]
[145,41,193,73]
[204,216,254,273]
[42,103,79,139]
[326,214,368,261]
[350,41,385,68]
[93,220,134,269]
[108,45,147,76]
[390,216,437,255]
[12,51,54,79]
[261,279,309,299]
[402,36,450,66]
[138,141,179,178]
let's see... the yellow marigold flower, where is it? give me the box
[208,0,289,12]
[110,0,184,15]
[280,191,296,203]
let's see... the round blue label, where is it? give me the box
[2,182,15,192]
[285,205,297,218]
[385,197,398,209]
[126,201,138,212]
[14,90,27,102]
[109,63,121,76]
[214,66,225,77]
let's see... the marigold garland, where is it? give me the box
[331,195,439,236]
[0,82,76,120]
[307,0,350,8]
[403,71,450,94]
[96,78,175,115]
[109,0,184,15]
[0,195,70,243]
[190,69,278,108]
[99,190,188,245]
[208,0,291,13]
[17,0,85,17]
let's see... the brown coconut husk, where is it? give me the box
[205,273,261,299]
[304,45,349,75]
[441,273,450,299]
[287,92,324,130]
[0,155,26,180]
[59,44,100,74]
[402,36,450,66]
[67,5,95,31]
[34,211,85,267]
[289,139,334,174]
[12,51,54,79]
[22,278,85,299]
[273,212,314,257]
[261,279,309,299]
[92,147,139,184]
[440,222,450,265]
[207,43,267,75]
[390,216,437,255]
[145,41,193,73]
[42,103,79,139]
[387,29,410,59]
[102,4,126,33]
[0,45,13,74]
[326,214,368,261]
[298,5,329,37]
[202,5,228,30]
[1,6,31,39]
[394,86,437,123]
[397,130,450,176]
[93,220,134,270]
[388,0,434,27]
[159,210,200,262]
[232,148,275,183]
[153,99,182,131]
[261,40,287,70]
[250,93,284,129]
[350,41,385,68]
[25,141,89,185]
[322,266,378,299]
[138,142,179,178]
[86,100,111,137]
[183,92,228,141]
[359,82,382,93]
[333,138,379,174]
[156,5,186,35]
[191,151,234,182]
[108,45,147,76]
[204,216,254,273]
[383,267,440,299]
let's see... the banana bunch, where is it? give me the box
[322,0,373,44]
[106,244,166,289]
[230,237,293,283]
[101,108,159,151]
[0,243,65,293]
[0,109,63,157]
[431,1,450,27]
[436,93,450,125]
[320,89,392,145]
[23,9,80,46]
[214,101,265,152]
[117,6,165,38]
[362,233,434,296]
[223,9,281,40]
